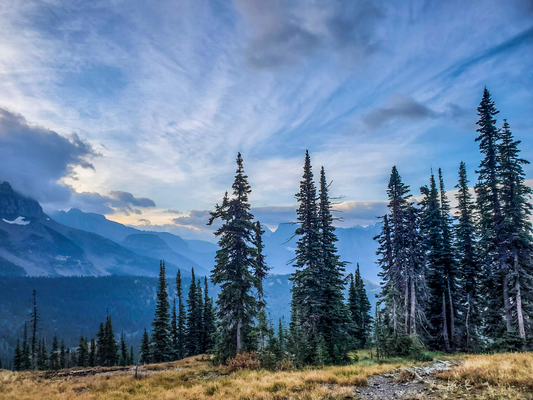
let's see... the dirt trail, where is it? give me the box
[355,360,452,399]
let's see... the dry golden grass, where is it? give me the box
[0,355,405,400]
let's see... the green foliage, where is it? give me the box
[208,153,268,361]
[139,329,151,364]
[151,261,172,363]
[76,336,89,367]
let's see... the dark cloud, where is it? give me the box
[234,0,381,68]
[363,95,440,128]
[171,210,214,228]
[138,219,151,226]
[71,191,156,215]
[0,107,97,204]
[164,209,182,214]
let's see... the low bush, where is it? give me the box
[226,352,260,372]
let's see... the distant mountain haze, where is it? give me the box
[1,181,381,283]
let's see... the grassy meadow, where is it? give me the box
[0,352,532,399]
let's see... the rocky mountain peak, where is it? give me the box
[0,181,46,220]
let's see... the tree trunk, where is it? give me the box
[410,278,416,335]
[236,319,242,354]
[442,293,451,352]
[503,270,513,333]
[514,252,526,339]
[447,279,456,347]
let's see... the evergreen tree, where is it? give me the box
[119,333,128,366]
[348,272,361,343]
[60,340,65,369]
[317,166,353,362]
[176,270,186,360]
[49,336,60,370]
[89,338,96,367]
[278,319,286,354]
[498,119,533,339]
[151,260,172,363]
[29,289,39,368]
[455,162,481,350]
[354,264,372,348]
[290,151,321,358]
[21,322,31,370]
[474,87,508,337]
[77,336,89,367]
[186,268,201,356]
[130,346,134,366]
[171,298,178,360]
[203,277,216,352]
[196,278,204,353]
[139,329,151,364]
[96,322,106,366]
[37,338,48,370]
[208,153,268,360]
[13,339,21,371]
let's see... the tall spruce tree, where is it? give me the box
[89,338,96,367]
[290,151,322,363]
[21,322,31,370]
[176,270,186,359]
[474,87,508,337]
[186,268,201,356]
[171,298,178,360]
[454,162,481,350]
[49,336,60,370]
[317,166,353,362]
[354,264,372,348]
[29,289,39,368]
[13,340,21,371]
[151,260,172,363]
[203,277,216,352]
[196,278,205,353]
[139,329,151,364]
[498,119,533,339]
[77,336,89,367]
[208,153,268,360]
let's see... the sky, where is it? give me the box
[0,0,532,241]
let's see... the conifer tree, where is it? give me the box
[60,340,65,369]
[171,298,178,360]
[89,338,96,367]
[498,119,533,339]
[354,264,372,348]
[29,289,39,368]
[278,319,286,354]
[21,322,31,370]
[139,329,151,364]
[176,270,186,359]
[474,87,508,337]
[317,166,353,362]
[186,268,201,356]
[119,333,128,366]
[455,162,481,350]
[151,260,172,363]
[208,153,268,360]
[49,336,60,370]
[77,336,89,367]
[13,339,21,371]
[203,277,216,352]
[196,278,204,353]
[130,346,134,366]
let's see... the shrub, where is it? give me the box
[226,352,260,372]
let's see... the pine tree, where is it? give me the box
[455,161,481,351]
[151,260,172,363]
[96,322,106,366]
[203,277,216,352]
[171,298,178,360]
[29,289,39,368]
[176,270,186,360]
[498,119,533,339]
[130,346,134,365]
[49,336,60,370]
[139,329,151,364]
[317,166,353,362]
[13,339,21,371]
[186,268,201,356]
[354,264,372,348]
[474,87,508,337]
[291,151,321,357]
[77,336,89,367]
[59,340,65,369]
[89,338,96,367]
[36,338,48,370]
[348,272,361,345]
[208,153,268,361]
[278,319,286,354]
[196,278,204,353]
[21,322,31,370]
[119,333,128,366]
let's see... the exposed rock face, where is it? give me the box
[0,181,46,219]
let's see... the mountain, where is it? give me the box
[0,182,190,278]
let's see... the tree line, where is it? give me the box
[374,88,533,357]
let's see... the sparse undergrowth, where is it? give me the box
[0,352,532,399]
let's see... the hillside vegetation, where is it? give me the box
[1,352,532,400]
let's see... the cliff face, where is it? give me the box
[0,182,46,220]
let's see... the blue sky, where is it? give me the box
[0,0,532,240]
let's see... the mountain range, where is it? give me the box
[0,180,382,281]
